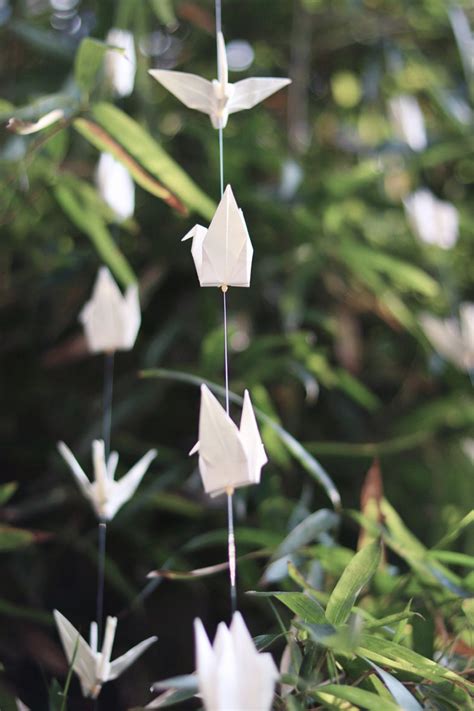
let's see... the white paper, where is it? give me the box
[388,95,427,152]
[182,185,253,288]
[80,267,141,353]
[420,302,474,372]
[57,439,157,520]
[54,610,156,699]
[194,612,278,711]
[96,153,135,221]
[149,32,291,129]
[190,385,267,497]
[404,189,459,250]
[105,28,137,98]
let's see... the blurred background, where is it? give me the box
[0,0,473,708]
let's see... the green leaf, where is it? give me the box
[140,368,341,508]
[0,682,19,711]
[149,0,177,25]
[273,509,339,559]
[339,242,439,298]
[434,510,474,549]
[0,524,35,551]
[75,102,216,219]
[462,598,474,625]
[357,633,472,686]
[152,675,198,693]
[54,182,135,287]
[366,660,423,711]
[0,482,17,506]
[0,597,53,625]
[74,38,117,95]
[326,542,381,626]
[270,591,329,624]
[74,117,187,214]
[314,684,400,711]
[49,678,63,711]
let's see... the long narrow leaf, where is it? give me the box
[326,542,381,626]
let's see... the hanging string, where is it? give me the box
[102,352,115,459]
[215,0,237,616]
[218,127,224,198]
[222,289,230,415]
[96,520,107,643]
[215,0,222,34]
[96,351,114,653]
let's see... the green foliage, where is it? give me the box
[75,102,216,218]
[74,38,118,96]
[0,0,473,708]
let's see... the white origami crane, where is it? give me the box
[57,439,157,520]
[149,32,291,129]
[80,267,141,353]
[388,95,427,152]
[190,385,267,497]
[182,185,253,288]
[404,189,459,250]
[194,612,278,711]
[96,152,135,222]
[420,302,474,372]
[53,610,156,699]
[104,28,137,98]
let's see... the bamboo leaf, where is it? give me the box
[358,633,472,686]
[74,38,117,95]
[74,118,187,214]
[273,509,339,560]
[76,102,216,219]
[314,684,400,711]
[326,542,381,626]
[0,525,35,551]
[54,182,135,287]
[0,482,17,506]
[366,659,423,711]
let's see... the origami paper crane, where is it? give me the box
[54,610,157,699]
[182,185,253,288]
[96,153,135,222]
[57,439,157,520]
[190,385,267,497]
[80,267,141,353]
[404,189,459,250]
[194,612,278,710]
[149,32,291,129]
[420,302,474,372]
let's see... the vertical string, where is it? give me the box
[227,490,237,614]
[215,0,222,34]
[218,127,224,197]
[215,0,236,615]
[102,352,115,459]
[96,520,107,643]
[96,350,114,659]
[222,289,230,415]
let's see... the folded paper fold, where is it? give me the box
[194,612,278,710]
[182,185,253,288]
[80,267,141,353]
[54,610,157,699]
[57,439,157,520]
[149,32,291,129]
[190,385,267,497]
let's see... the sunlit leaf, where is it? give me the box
[76,102,216,219]
[326,542,381,626]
